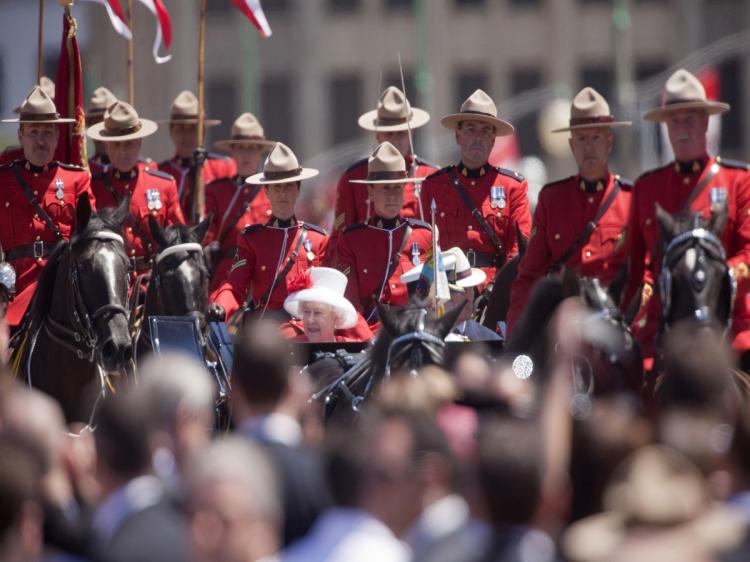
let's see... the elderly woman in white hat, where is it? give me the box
[281,267,359,343]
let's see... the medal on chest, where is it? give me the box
[146,189,162,211]
[710,187,727,211]
[303,239,315,262]
[411,242,421,266]
[491,186,506,209]
[55,178,65,200]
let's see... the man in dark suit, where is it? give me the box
[231,319,331,546]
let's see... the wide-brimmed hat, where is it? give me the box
[3,85,74,124]
[551,87,631,133]
[400,254,457,285]
[644,69,730,122]
[349,141,426,185]
[246,142,319,186]
[86,101,158,142]
[86,86,118,122]
[442,247,486,288]
[358,86,430,132]
[159,90,221,126]
[562,445,746,562]
[441,89,514,137]
[13,76,55,113]
[214,113,276,151]
[284,267,358,330]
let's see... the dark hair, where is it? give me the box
[94,392,152,480]
[477,415,544,526]
[232,318,293,406]
[0,443,39,541]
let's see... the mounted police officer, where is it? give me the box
[0,85,94,327]
[88,101,184,275]
[332,86,436,245]
[203,113,275,292]
[208,142,328,322]
[333,141,433,328]
[158,91,236,219]
[622,68,750,365]
[86,87,118,176]
[507,87,633,335]
[0,76,55,165]
[419,89,532,287]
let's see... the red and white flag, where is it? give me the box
[78,0,132,39]
[230,0,272,37]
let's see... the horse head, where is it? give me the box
[69,193,132,372]
[147,213,211,319]
[655,201,734,333]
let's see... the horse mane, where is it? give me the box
[26,240,70,333]
[159,223,203,246]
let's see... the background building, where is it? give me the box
[1,0,749,222]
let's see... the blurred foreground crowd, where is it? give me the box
[3,304,750,562]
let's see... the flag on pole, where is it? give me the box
[418,248,451,304]
[54,8,88,168]
[136,0,172,63]
[230,0,272,37]
[78,0,132,40]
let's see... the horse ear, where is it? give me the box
[75,193,91,233]
[148,214,168,249]
[655,203,676,241]
[190,211,213,243]
[436,301,466,339]
[709,199,729,236]
[377,302,398,335]
[113,192,132,227]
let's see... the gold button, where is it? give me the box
[3,202,8,208]
[130,249,136,256]
[244,188,249,194]
[588,196,594,204]
[127,227,133,232]
[468,225,473,230]
[266,209,272,215]
[33,214,39,220]
[33,174,38,178]
[33,190,38,196]
[391,284,396,289]
[554,233,561,240]
[35,235,40,241]
[645,218,652,226]
[683,177,690,185]
[585,250,592,258]
[363,268,368,274]
[261,265,266,271]
[440,212,445,218]
[470,180,476,186]
[497,212,501,217]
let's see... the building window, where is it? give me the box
[454,0,486,6]
[384,0,413,10]
[719,57,742,151]
[509,0,541,5]
[511,67,543,156]
[454,69,488,109]
[330,74,363,145]
[207,78,238,148]
[261,75,294,147]
[328,0,360,12]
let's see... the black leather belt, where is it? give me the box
[465,249,501,268]
[6,240,61,261]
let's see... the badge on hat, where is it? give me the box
[411,242,421,266]
[490,186,506,209]
[710,187,727,210]
[146,189,162,211]
[55,178,65,200]
[303,239,315,262]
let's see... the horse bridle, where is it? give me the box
[659,226,736,331]
[44,231,129,363]
[150,242,205,313]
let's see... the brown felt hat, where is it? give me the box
[86,87,118,122]
[159,90,221,126]
[12,76,55,113]
[551,87,631,133]
[643,69,730,122]
[3,85,74,124]
[441,89,514,137]
[349,141,425,185]
[86,101,158,141]
[246,142,319,186]
[214,113,276,150]
[358,86,430,132]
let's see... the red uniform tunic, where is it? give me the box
[623,156,750,357]
[210,218,328,320]
[507,174,632,334]
[0,147,24,166]
[158,153,237,220]
[333,216,433,323]
[91,163,184,271]
[419,163,532,284]
[0,159,94,326]
[203,175,272,292]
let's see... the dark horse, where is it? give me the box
[133,214,211,360]
[312,302,464,418]
[15,194,132,423]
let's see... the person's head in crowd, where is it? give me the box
[185,437,280,562]
[94,391,153,495]
[324,407,447,536]
[657,321,739,477]
[374,366,457,414]
[132,353,215,476]
[0,443,43,562]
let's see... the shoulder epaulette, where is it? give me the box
[716,156,749,171]
[207,152,230,161]
[344,157,368,173]
[415,156,439,169]
[405,217,431,229]
[57,162,85,172]
[301,222,327,236]
[637,163,670,182]
[539,176,573,193]
[495,167,525,182]
[240,224,264,236]
[615,176,634,190]
[342,222,367,234]
[145,168,175,181]
[425,165,453,181]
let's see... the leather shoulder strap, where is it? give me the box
[100,173,151,252]
[679,162,721,215]
[10,163,62,240]
[251,225,310,311]
[446,168,504,255]
[218,183,262,246]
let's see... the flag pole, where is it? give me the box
[430,197,438,314]
[126,0,134,104]
[192,0,207,223]
[37,0,45,83]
